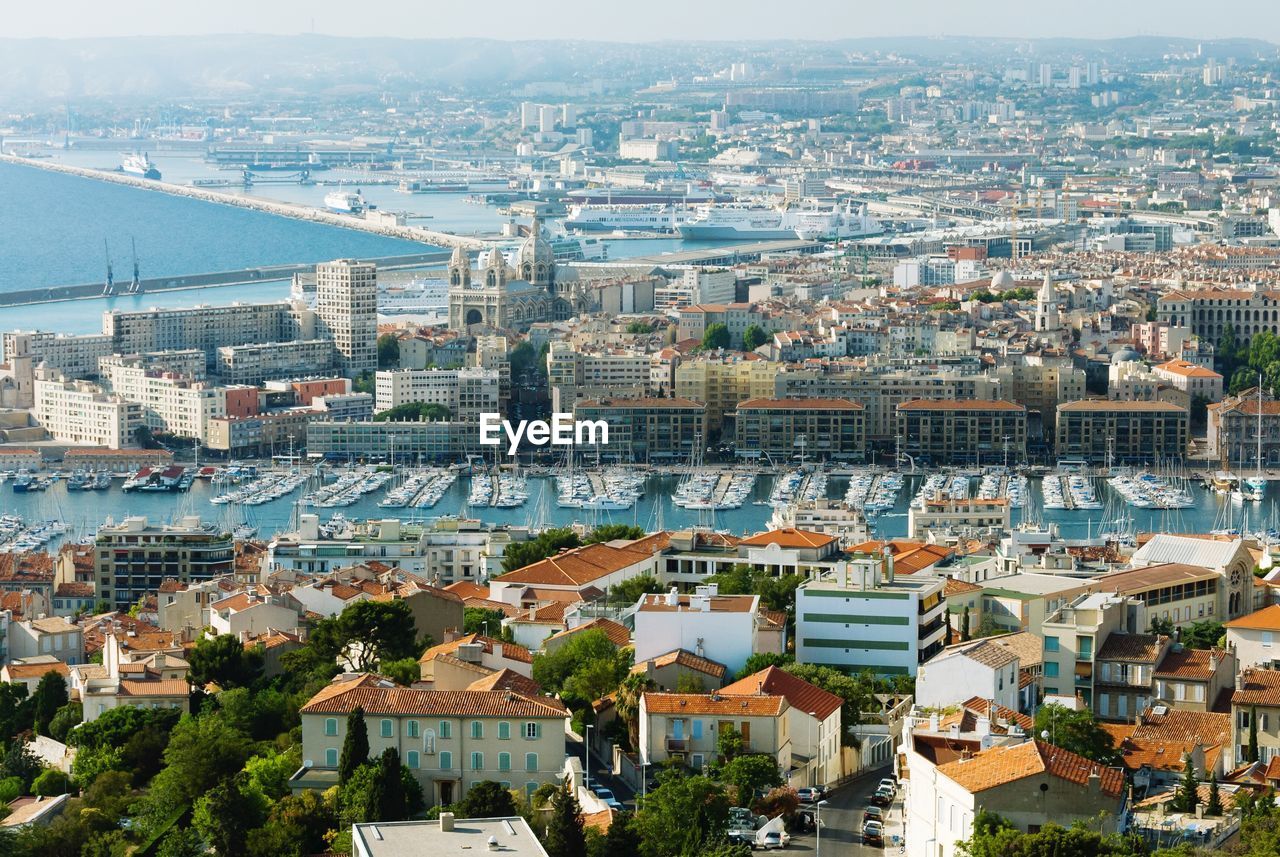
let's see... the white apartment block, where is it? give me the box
[375,367,502,420]
[102,362,227,442]
[215,339,336,385]
[680,268,736,304]
[316,260,377,376]
[34,374,142,449]
[103,301,313,367]
[546,342,651,411]
[3,330,115,379]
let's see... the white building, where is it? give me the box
[914,638,1020,712]
[34,374,142,449]
[680,268,737,304]
[101,361,227,442]
[2,330,114,381]
[794,559,946,676]
[374,367,501,419]
[1225,604,1280,670]
[214,339,335,385]
[632,586,762,675]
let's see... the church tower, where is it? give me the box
[517,215,556,292]
[448,245,471,289]
[1035,272,1059,332]
[483,247,507,289]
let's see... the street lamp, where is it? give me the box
[808,711,817,787]
[639,760,649,802]
[815,799,829,856]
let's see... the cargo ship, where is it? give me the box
[121,153,161,180]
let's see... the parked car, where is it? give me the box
[727,830,755,847]
[871,786,894,807]
[796,787,822,803]
[862,820,885,847]
[591,787,623,810]
[759,830,788,850]
[878,778,897,795]
[863,805,884,823]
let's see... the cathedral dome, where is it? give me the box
[991,270,1016,291]
[517,216,555,287]
[1110,346,1141,364]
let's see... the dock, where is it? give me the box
[0,153,490,251]
[624,239,826,266]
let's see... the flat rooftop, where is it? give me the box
[352,817,547,857]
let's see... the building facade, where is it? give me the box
[316,260,378,376]
[94,516,236,609]
[34,374,142,449]
[1055,400,1188,464]
[897,399,1027,465]
[571,397,707,462]
[733,398,866,462]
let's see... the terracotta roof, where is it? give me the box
[1232,668,1280,708]
[419,633,533,665]
[2,661,70,680]
[1225,604,1280,631]
[960,696,1035,732]
[494,543,654,587]
[738,528,836,549]
[56,582,95,598]
[118,679,190,697]
[898,399,1024,412]
[1096,633,1166,663]
[300,674,569,718]
[631,648,727,679]
[736,398,864,410]
[542,618,631,648]
[1058,399,1185,413]
[466,668,543,698]
[642,691,785,717]
[934,638,1019,670]
[937,739,1125,798]
[944,578,983,596]
[463,596,522,617]
[1097,563,1217,593]
[444,581,490,600]
[1136,708,1230,748]
[985,632,1044,670]
[1154,648,1225,680]
[1156,359,1221,379]
[721,666,842,720]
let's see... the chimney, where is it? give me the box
[440,812,455,832]
[1209,651,1219,672]
[666,587,679,607]
[976,717,991,737]
[929,713,940,732]
[1089,771,1100,793]
[949,723,960,739]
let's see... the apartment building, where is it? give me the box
[991,363,1086,434]
[546,343,651,412]
[4,616,85,665]
[1152,358,1224,402]
[102,301,312,367]
[98,349,207,381]
[794,559,946,676]
[307,419,462,462]
[675,303,762,347]
[1231,669,1280,766]
[205,410,319,458]
[897,399,1027,465]
[374,367,502,420]
[632,589,767,675]
[1040,593,1146,712]
[296,674,569,807]
[1225,605,1280,670]
[775,361,1000,441]
[733,397,866,462]
[675,353,779,434]
[214,339,335,385]
[571,397,707,461]
[34,374,142,448]
[1055,400,1188,464]
[1207,388,1280,465]
[1157,287,1280,347]
[100,360,228,442]
[2,330,114,380]
[316,259,378,376]
[908,497,1010,539]
[638,692,790,773]
[94,516,235,609]
[915,638,1021,713]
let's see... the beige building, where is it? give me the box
[1225,604,1280,670]
[1207,388,1280,467]
[1055,400,1188,464]
[214,339,335,385]
[295,673,569,807]
[546,342,652,412]
[908,497,1011,539]
[675,354,779,435]
[572,397,707,461]
[3,330,115,380]
[100,360,227,442]
[1153,358,1224,402]
[34,374,142,449]
[638,691,791,773]
[897,399,1027,466]
[374,367,502,420]
[733,397,865,463]
[316,260,378,376]
[992,363,1086,434]
[1231,668,1280,766]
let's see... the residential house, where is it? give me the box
[632,587,773,675]
[0,657,70,694]
[351,815,549,857]
[1231,668,1280,766]
[915,638,1021,714]
[419,634,534,682]
[488,542,658,608]
[630,649,728,692]
[293,673,570,807]
[4,616,84,665]
[638,691,791,774]
[721,665,843,788]
[1225,605,1280,669]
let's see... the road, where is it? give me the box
[797,763,901,857]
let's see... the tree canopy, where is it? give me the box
[1033,704,1118,764]
[188,633,265,689]
[373,401,452,422]
[502,527,583,573]
[701,323,731,351]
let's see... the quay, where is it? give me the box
[0,153,491,251]
[624,239,826,266]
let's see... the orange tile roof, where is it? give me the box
[300,674,569,718]
[1155,359,1222,379]
[937,739,1124,798]
[464,596,522,617]
[1232,668,1280,708]
[944,578,983,596]
[2,661,70,680]
[419,633,533,665]
[466,669,543,697]
[898,399,1024,412]
[631,649,727,679]
[721,666,842,720]
[738,528,836,549]
[960,697,1034,732]
[1225,604,1280,631]
[736,398,864,410]
[1096,633,1166,663]
[494,543,655,587]
[1059,399,1185,413]
[1154,648,1225,680]
[1097,563,1217,593]
[118,679,191,697]
[636,593,757,613]
[543,618,632,648]
[444,581,490,600]
[642,691,785,717]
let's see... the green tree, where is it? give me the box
[733,652,794,681]
[625,322,654,335]
[1250,706,1260,763]
[149,712,253,806]
[716,725,744,762]
[246,790,338,857]
[742,325,769,352]
[510,340,540,379]
[1148,615,1175,637]
[1181,620,1226,649]
[960,606,971,641]
[945,607,954,645]
[614,672,655,753]
[339,599,423,670]
[32,768,71,796]
[502,528,583,573]
[374,402,452,422]
[1175,754,1200,813]
[156,827,206,857]
[373,748,407,822]
[0,682,33,747]
[464,607,513,639]
[1207,772,1223,815]
[783,663,873,747]
[585,524,646,544]
[1033,704,1117,764]
[30,671,68,736]
[47,701,82,743]
[244,746,302,801]
[705,564,753,595]
[635,771,732,857]
[381,658,422,687]
[377,333,401,369]
[339,706,370,785]
[607,574,663,607]
[701,323,731,351]
[193,773,267,857]
[0,743,42,790]
[591,810,641,857]
[544,777,588,857]
[188,633,265,689]
[719,755,781,806]
[532,629,630,698]
[453,780,518,818]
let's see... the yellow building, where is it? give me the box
[675,354,779,436]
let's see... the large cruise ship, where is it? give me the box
[676,203,882,241]
[564,203,688,233]
[378,278,449,314]
[121,153,161,180]
[565,186,729,206]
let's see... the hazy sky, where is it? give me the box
[3,0,1277,42]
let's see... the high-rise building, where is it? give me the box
[538,105,558,134]
[315,260,377,377]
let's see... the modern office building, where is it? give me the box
[1055,400,1188,464]
[316,259,378,376]
[374,367,502,421]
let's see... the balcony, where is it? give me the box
[665,737,688,753]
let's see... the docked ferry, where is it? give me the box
[121,153,161,180]
[676,202,882,241]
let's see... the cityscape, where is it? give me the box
[6,5,1280,856]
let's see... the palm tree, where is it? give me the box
[614,672,654,753]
